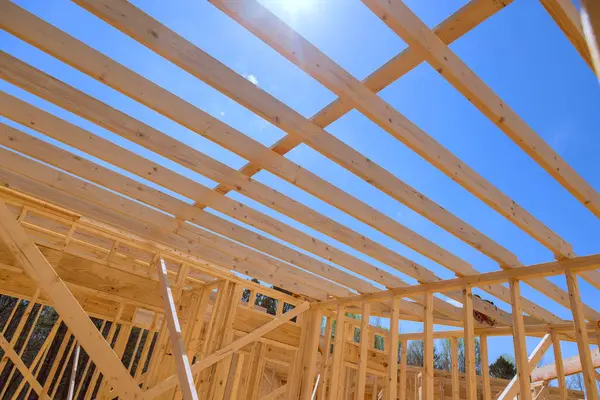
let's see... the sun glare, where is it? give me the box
[280,0,315,14]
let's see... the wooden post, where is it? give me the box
[463,286,476,400]
[330,305,347,400]
[551,330,567,400]
[450,338,459,400]
[317,316,333,400]
[300,309,323,400]
[156,257,198,400]
[565,270,599,400]
[357,302,371,399]
[423,292,434,400]
[509,278,532,400]
[399,339,407,400]
[480,335,491,400]
[388,297,400,400]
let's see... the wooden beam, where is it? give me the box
[463,287,476,400]
[317,254,600,308]
[539,0,594,69]
[387,297,400,400]
[357,302,371,399]
[550,330,568,400]
[565,270,599,400]
[156,258,198,400]
[361,0,600,226]
[0,201,144,399]
[508,279,532,400]
[480,335,491,400]
[424,292,434,400]
[143,302,310,399]
[532,348,600,382]
[581,0,600,80]
[399,338,407,400]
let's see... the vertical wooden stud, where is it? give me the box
[463,286,477,400]
[565,270,599,400]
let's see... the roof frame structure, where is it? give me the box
[0,0,599,398]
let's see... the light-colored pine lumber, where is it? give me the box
[155,257,198,400]
[361,0,600,225]
[0,201,144,399]
[450,338,459,400]
[424,292,434,400]
[357,302,371,400]
[463,287,476,400]
[480,335,491,400]
[581,0,600,79]
[550,330,568,400]
[508,279,532,400]
[565,270,599,400]
[387,298,400,400]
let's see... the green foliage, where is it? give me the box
[489,355,517,380]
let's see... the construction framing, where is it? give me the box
[0,0,598,399]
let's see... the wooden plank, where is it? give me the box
[539,0,594,68]
[357,302,371,399]
[317,316,333,400]
[480,335,491,400]
[550,330,567,400]
[144,302,309,399]
[463,287,476,400]
[362,0,600,226]
[581,0,600,79]
[156,257,198,400]
[0,201,144,399]
[399,339,407,400]
[317,254,600,309]
[330,305,347,400]
[508,279,532,400]
[450,338,459,400]
[387,298,400,400]
[423,292,434,400]
[300,309,323,400]
[565,270,599,400]
[227,353,245,399]
[531,348,600,381]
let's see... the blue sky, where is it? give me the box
[1,0,599,377]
